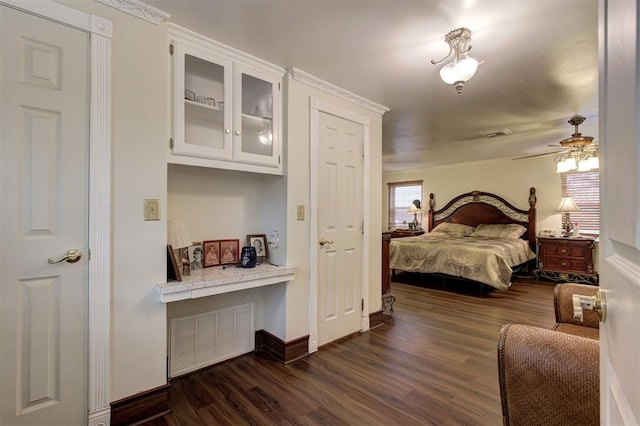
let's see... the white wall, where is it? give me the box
[383,156,563,235]
[168,164,284,241]
[57,0,169,401]
[284,74,384,340]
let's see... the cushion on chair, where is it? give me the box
[497,324,599,426]
[552,323,599,340]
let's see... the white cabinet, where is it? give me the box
[169,26,284,175]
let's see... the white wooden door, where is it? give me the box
[316,110,363,346]
[0,6,89,425]
[599,0,640,424]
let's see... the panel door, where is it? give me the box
[0,6,89,425]
[317,111,363,346]
[599,0,640,424]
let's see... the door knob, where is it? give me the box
[572,290,606,322]
[47,249,82,264]
[319,237,334,247]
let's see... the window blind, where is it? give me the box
[388,180,423,229]
[561,171,600,234]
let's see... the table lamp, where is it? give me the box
[556,197,581,236]
[407,199,423,230]
[168,219,192,276]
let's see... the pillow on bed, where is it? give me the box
[470,224,527,239]
[430,222,476,236]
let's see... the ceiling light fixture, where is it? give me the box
[431,27,479,94]
[554,116,598,173]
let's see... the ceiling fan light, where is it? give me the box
[556,159,570,173]
[564,157,577,171]
[577,158,592,171]
[588,155,599,170]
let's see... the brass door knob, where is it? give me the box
[319,237,334,247]
[47,249,82,264]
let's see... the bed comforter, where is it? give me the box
[389,234,536,290]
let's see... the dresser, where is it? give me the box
[382,229,425,312]
[535,236,598,285]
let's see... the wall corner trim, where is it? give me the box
[289,67,390,115]
[94,0,170,24]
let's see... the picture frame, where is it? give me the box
[202,240,221,268]
[219,239,240,265]
[189,242,203,271]
[178,246,191,276]
[167,245,182,282]
[247,234,268,261]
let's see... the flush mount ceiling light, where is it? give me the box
[431,27,479,94]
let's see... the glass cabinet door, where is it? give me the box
[172,42,232,160]
[233,64,280,167]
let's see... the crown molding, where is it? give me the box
[289,68,389,115]
[94,0,170,24]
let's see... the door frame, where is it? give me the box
[308,96,371,353]
[0,1,112,425]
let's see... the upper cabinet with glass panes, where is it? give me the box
[169,25,284,175]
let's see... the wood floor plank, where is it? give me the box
[144,275,557,425]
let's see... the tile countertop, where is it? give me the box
[156,263,297,303]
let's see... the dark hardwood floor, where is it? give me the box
[145,274,557,426]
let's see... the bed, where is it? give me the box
[387,188,537,291]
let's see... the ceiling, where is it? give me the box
[145,0,599,172]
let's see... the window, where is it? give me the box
[388,180,423,229]
[561,171,600,234]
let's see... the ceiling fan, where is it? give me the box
[513,115,599,171]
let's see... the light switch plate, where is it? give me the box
[144,199,160,221]
[296,205,305,221]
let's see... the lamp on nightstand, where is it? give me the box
[407,200,424,230]
[556,197,581,236]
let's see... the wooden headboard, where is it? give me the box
[427,187,537,250]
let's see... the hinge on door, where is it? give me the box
[88,248,91,261]
[361,143,365,157]
[361,299,364,311]
[278,155,281,164]
[278,82,281,91]
[169,44,174,55]
[169,138,174,149]
[361,220,364,234]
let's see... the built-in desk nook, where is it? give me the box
[156,263,297,303]
[158,264,297,377]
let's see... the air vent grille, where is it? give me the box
[169,302,255,377]
[485,128,513,138]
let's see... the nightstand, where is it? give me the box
[381,229,425,312]
[534,236,598,285]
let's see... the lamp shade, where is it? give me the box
[167,219,192,249]
[439,54,479,85]
[556,197,581,212]
[407,199,423,213]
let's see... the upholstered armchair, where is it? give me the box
[497,283,600,426]
[552,283,600,340]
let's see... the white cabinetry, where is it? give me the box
[169,25,284,175]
